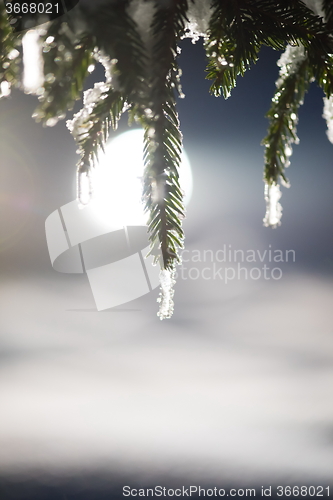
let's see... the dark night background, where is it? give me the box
[0,14,333,500]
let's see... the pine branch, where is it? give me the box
[306,39,333,98]
[248,0,326,43]
[33,19,95,125]
[205,0,262,98]
[65,0,147,205]
[69,86,126,168]
[262,49,310,187]
[205,0,327,99]
[78,0,146,103]
[70,85,126,207]
[139,0,188,273]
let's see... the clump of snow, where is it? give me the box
[157,268,176,320]
[93,48,113,85]
[276,45,306,86]
[22,30,44,94]
[67,82,109,142]
[129,0,212,47]
[263,183,283,228]
[323,95,333,144]
[183,0,213,43]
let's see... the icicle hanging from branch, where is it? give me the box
[263,182,283,228]
[77,161,93,207]
[22,29,44,94]
[157,268,176,320]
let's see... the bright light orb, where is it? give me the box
[91,129,193,226]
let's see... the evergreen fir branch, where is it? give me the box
[71,86,126,167]
[262,54,310,187]
[78,0,147,104]
[248,0,326,43]
[0,3,20,93]
[306,40,333,98]
[205,0,262,98]
[205,0,326,99]
[140,0,188,273]
[33,19,95,125]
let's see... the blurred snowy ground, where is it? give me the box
[1,269,333,487]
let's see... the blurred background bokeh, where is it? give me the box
[1,36,333,499]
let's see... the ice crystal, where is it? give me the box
[93,49,113,84]
[45,117,59,127]
[263,183,283,228]
[323,95,333,144]
[157,268,176,320]
[22,30,44,94]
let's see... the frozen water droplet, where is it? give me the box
[8,49,19,60]
[46,117,58,127]
[284,145,292,157]
[45,73,56,84]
